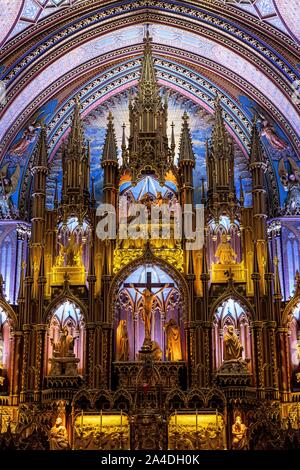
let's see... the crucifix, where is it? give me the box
[124,271,174,347]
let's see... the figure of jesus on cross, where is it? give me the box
[125,271,173,349]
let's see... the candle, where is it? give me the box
[216,409,218,427]
[100,410,103,434]
[120,410,123,433]
[196,409,198,433]
[81,410,83,430]
[175,410,177,429]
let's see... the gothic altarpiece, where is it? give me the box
[0,34,300,451]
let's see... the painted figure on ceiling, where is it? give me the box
[259,117,288,151]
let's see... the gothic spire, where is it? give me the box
[32,126,48,171]
[250,116,264,164]
[136,29,160,107]
[67,97,84,156]
[178,112,195,165]
[211,95,228,147]
[102,112,118,165]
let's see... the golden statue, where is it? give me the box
[116,319,130,361]
[232,416,248,450]
[56,234,83,267]
[215,235,237,265]
[52,326,75,358]
[131,283,169,346]
[49,417,69,450]
[224,325,243,361]
[164,318,182,361]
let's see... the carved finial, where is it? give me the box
[101,112,118,165]
[178,112,195,165]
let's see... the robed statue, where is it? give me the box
[49,417,69,450]
[215,235,237,265]
[164,318,182,361]
[232,416,248,450]
[224,325,243,361]
[116,319,130,361]
[52,326,75,358]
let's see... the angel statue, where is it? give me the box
[0,164,20,217]
[278,157,300,215]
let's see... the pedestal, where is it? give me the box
[49,356,80,377]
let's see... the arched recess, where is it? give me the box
[282,298,300,391]
[44,296,87,376]
[210,294,254,372]
[0,298,17,395]
[108,251,190,362]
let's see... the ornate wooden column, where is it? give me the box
[10,331,22,404]
[251,321,265,399]
[33,324,47,402]
[277,326,291,402]
[86,322,96,388]
[20,325,31,403]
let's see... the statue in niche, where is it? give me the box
[215,235,237,265]
[223,325,243,361]
[56,233,84,267]
[164,318,182,361]
[116,319,130,361]
[52,326,75,358]
[232,416,248,450]
[49,417,69,450]
[130,283,169,347]
[278,157,300,215]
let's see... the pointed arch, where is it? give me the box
[209,291,254,323]
[43,293,88,325]
[282,295,300,327]
[108,249,190,323]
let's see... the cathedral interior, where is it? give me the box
[0,0,300,452]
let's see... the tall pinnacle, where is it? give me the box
[211,95,228,146]
[250,116,264,164]
[32,126,48,170]
[136,29,160,108]
[178,112,195,165]
[102,112,118,165]
[67,97,84,155]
